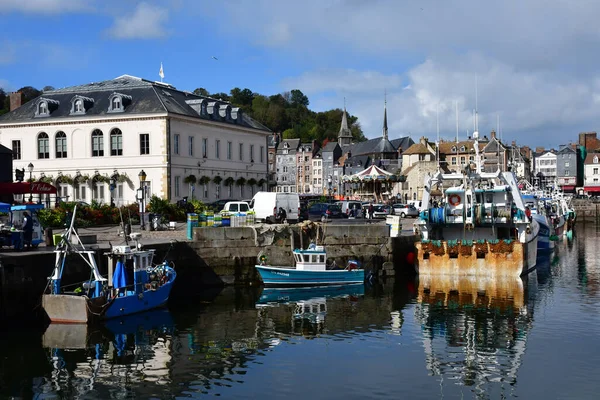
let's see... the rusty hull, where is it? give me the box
[415,242,525,278]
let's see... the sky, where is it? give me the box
[1,0,599,148]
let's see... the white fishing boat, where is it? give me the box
[255,243,364,286]
[413,130,538,278]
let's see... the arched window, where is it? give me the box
[74,99,83,113]
[92,129,104,157]
[55,131,67,158]
[38,132,49,159]
[110,128,123,156]
[112,96,121,110]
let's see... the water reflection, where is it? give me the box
[39,309,175,399]
[255,284,366,337]
[415,274,532,397]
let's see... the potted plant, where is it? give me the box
[184,174,197,185]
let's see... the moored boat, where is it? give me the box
[255,244,364,286]
[42,207,177,324]
[413,131,538,277]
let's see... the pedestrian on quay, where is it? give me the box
[368,202,374,221]
[23,211,33,249]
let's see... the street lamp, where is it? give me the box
[27,162,34,202]
[138,169,147,230]
[109,170,118,207]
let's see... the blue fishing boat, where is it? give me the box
[42,206,177,324]
[255,244,365,286]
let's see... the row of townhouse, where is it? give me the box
[271,103,414,197]
[0,75,271,206]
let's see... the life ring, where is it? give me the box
[448,194,461,206]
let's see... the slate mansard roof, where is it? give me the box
[0,75,270,132]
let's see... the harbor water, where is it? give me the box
[2,225,600,399]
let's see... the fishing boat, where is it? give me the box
[413,130,539,278]
[42,207,177,324]
[522,194,555,252]
[255,243,364,286]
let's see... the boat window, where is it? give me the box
[319,304,326,312]
[319,255,325,263]
[303,254,310,262]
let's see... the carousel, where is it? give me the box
[341,165,404,203]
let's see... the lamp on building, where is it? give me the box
[27,162,34,202]
[138,169,147,230]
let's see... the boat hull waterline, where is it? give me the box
[255,265,365,286]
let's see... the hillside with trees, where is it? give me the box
[0,84,365,144]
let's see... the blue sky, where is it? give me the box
[2,0,600,147]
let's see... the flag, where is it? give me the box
[159,63,164,80]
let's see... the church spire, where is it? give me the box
[338,98,353,146]
[382,93,388,140]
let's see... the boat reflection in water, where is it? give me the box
[415,274,533,397]
[256,284,365,337]
[41,309,175,398]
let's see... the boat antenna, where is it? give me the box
[436,103,440,171]
[497,119,500,172]
[118,206,129,246]
[473,76,481,173]
[455,100,459,143]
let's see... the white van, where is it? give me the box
[408,200,424,211]
[249,192,300,223]
[221,201,250,213]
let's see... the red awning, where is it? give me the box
[0,182,57,195]
[561,185,575,191]
[584,186,600,193]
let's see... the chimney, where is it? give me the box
[535,146,545,153]
[490,130,496,139]
[9,92,22,111]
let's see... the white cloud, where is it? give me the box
[284,53,600,147]
[107,2,169,39]
[200,0,600,147]
[0,79,12,91]
[282,69,403,94]
[0,0,91,13]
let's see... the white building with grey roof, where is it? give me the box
[0,74,270,206]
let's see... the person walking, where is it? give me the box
[368,202,374,221]
[23,211,33,249]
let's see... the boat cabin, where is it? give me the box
[293,244,327,271]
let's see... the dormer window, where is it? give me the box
[108,92,132,113]
[451,146,456,152]
[34,97,59,117]
[460,146,466,152]
[39,102,48,115]
[70,95,94,115]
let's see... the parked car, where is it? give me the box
[372,204,392,219]
[335,200,363,218]
[207,199,237,211]
[307,203,343,222]
[392,203,419,218]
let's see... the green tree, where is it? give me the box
[193,87,209,96]
[290,89,309,107]
[17,86,42,104]
[230,87,254,108]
